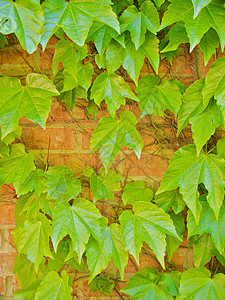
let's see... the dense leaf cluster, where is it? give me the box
[0,0,225,298]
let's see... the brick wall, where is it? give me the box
[0,38,217,299]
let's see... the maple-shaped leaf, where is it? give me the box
[90,275,115,296]
[0,126,22,157]
[91,71,138,117]
[13,281,41,300]
[0,0,44,53]
[35,271,72,300]
[136,75,182,118]
[178,79,224,155]
[13,254,48,289]
[191,0,213,17]
[52,39,87,81]
[157,145,225,223]
[12,213,53,268]
[90,111,143,170]
[122,180,153,205]
[90,168,122,202]
[45,166,81,202]
[119,202,181,268]
[155,189,185,214]
[177,268,225,299]
[51,199,102,262]
[159,271,181,297]
[0,74,59,137]
[41,0,120,49]
[202,57,225,109]
[111,0,133,15]
[160,0,225,52]
[121,267,174,300]
[199,28,219,65]
[17,169,46,197]
[187,196,225,254]
[120,2,159,49]
[0,144,35,193]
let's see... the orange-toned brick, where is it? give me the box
[0,277,4,295]
[0,204,15,225]
[0,254,16,275]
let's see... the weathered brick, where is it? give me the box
[0,205,15,225]
[0,277,4,295]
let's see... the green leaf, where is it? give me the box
[0,144,35,193]
[140,31,159,74]
[51,199,102,262]
[0,74,59,137]
[157,144,225,223]
[202,57,225,108]
[106,38,125,73]
[159,271,181,297]
[0,126,22,157]
[91,71,138,117]
[119,202,181,268]
[45,166,81,202]
[217,138,225,159]
[17,169,46,197]
[120,2,159,49]
[12,213,53,267]
[0,0,44,53]
[178,79,224,155]
[90,168,122,202]
[121,267,173,300]
[90,111,143,170]
[199,28,219,65]
[41,0,120,49]
[136,75,182,118]
[13,254,48,289]
[111,0,133,15]
[191,0,213,17]
[122,181,153,205]
[187,197,225,254]
[13,281,41,300]
[177,267,225,299]
[77,61,94,91]
[90,275,115,296]
[35,271,72,300]
[155,189,185,214]
[160,0,225,52]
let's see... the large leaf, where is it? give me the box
[155,189,185,214]
[12,213,53,267]
[51,199,102,262]
[121,267,173,300]
[90,111,143,170]
[90,168,122,202]
[119,202,181,268]
[177,268,225,299]
[91,71,138,117]
[0,144,35,192]
[0,74,59,137]
[160,0,225,52]
[35,271,72,300]
[122,180,153,205]
[187,197,225,254]
[157,145,225,223]
[45,166,81,202]
[136,75,182,118]
[41,0,120,49]
[13,281,41,300]
[199,28,219,65]
[0,0,44,53]
[17,169,46,197]
[191,0,213,17]
[120,2,159,49]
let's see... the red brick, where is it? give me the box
[0,277,4,295]
[0,204,15,225]
[0,254,16,275]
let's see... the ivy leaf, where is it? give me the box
[106,39,124,73]
[178,79,224,155]
[51,199,102,262]
[45,166,81,202]
[35,271,72,300]
[191,0,213,17]
[90,168,122,202]
[199,28,219,65]
[177,268,225,299]
[17,169,46,197]
[119,202,181,268]
[160,0,225,52]
[41,0,120,49]
[122,181,153,205]
[121,267,173,300]
[136,75,182,118]
[0,144,35,193]
[157,145,225,223]
[13,254,48,289]
[91,71,138,117]
[159,271,181,297]
[0,126,22,157]
[187,197,225,254]
[90,111,143,171]
[155,189,185,214]
[0,0,44,54]
[111,0,133,15]
[12,213,53,268]
[202,57,225,109]
[0,74,59,137]
[90,275,115,296]
[77,61,94,91]
[217,138,225,159]
[13,281,41,300]
[120,2,160,49]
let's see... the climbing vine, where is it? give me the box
[0,0,225,298]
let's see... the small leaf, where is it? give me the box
[122,181,153,205]
[90,275,115,296]
[155,189,185,214]
[13,281,41,300]
[17,169,46,197]
[199,28,219,65]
